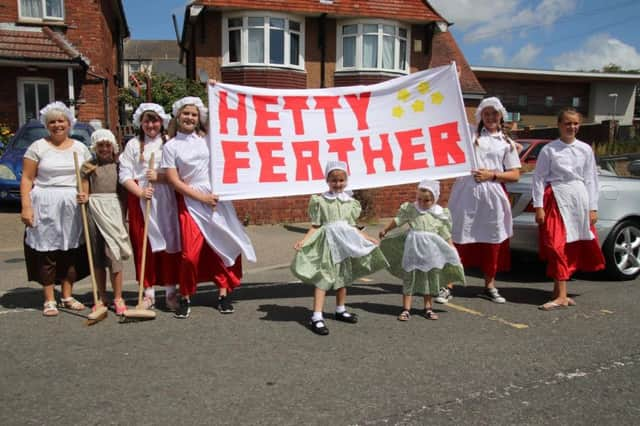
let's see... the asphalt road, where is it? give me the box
[0,205,639,425]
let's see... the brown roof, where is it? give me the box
[124,40,180,61]
[0,26,87,65]
[199,0,446,22]
[429,31,484,95]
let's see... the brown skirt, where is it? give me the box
[24,239,90,286]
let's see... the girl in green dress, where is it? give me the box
[291,161,388,335]
[379,180,465,321]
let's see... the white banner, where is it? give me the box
[208,63,475,200]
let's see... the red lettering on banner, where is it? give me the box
[256,142,287,182]
[361,134,395,174]
[344,92,371,130]
[283,97,309,135]
[429,121,465,166]
[327,138,355,171]
[314,96,341,134]
[221,141,250,183]
[218,91,248,136]
[396,128,428,170]
[291,141,323,181]
[254,95,281,136]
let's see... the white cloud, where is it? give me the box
[430,0,577,43]
[551,33,640,71]
[482,46,506,65]
[512,43,542,67]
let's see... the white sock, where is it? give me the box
[311,311,324,322]
[144,287,155,299]
[165,285,176,297]
[336,305,347,314]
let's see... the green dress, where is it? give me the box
[291,194,389,290]
[380,202,465,296]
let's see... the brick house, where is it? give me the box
[0,0,129,132]
[179,0,485,223]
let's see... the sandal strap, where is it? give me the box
[43,300,58,309]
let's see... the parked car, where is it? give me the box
[506,166,640,280]
[0,119,94,202]
[517,138,550,165]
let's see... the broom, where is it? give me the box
[121,153,156,322]
[73,152,108,326]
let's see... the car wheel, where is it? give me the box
[602,219,640,280]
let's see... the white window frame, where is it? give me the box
[337,19,410,73]
[18,0,65,21]
[222,12,305,70]
[17,77,54,126]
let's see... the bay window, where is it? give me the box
[338,21,409,73]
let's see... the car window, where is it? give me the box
[70,128,92,146]
[12,127,49,149]
[528,143,546,160]
[518,142,531,153]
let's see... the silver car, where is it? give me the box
[506,161,640,281]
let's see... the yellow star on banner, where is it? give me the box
[412,100,425,112]
[397,88,411,102]
[431,91,444,105]
[417,81,430,94]
[392,105,404,118]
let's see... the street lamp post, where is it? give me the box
[608,93,618,122]
[608,93,619,143]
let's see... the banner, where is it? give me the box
[208,63,475,200]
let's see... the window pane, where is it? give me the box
[248,28,264,62]
[383,25,394,35]
[45,0,63,18]
[289,21,300,32]
[229,29,241,62]
[24,84,37,121]
[290,32,300,65]
[37,84,50,109]
[399,39,407,70]
[545,96,553,107]
[228,17,242,27]
[518,95,527,106]
[382,35,394,69]
[343,36,355,67]
[399,28,407,38]
[270,28,284,64]
[270,18,284,29]
[363,35,378,67]
[572,97,581,107]
[363,24,377,33]
[248,17,264,27]
[342,24,357,35]
[21,0,42,18]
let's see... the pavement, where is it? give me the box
[0,204,639,425]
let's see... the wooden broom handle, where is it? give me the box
[137,153,154,306]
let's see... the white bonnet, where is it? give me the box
[39,101,76,127]
[474,97,508,124]
[325,160,348,179]
[172,96,208,124]
[418,179,440,202]
[90,129,119,154]
[133,103,171,128]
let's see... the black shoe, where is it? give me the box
[334,311,358,324]
[174,297,191,319]
[309,318,329,335]
[217,295,234,314]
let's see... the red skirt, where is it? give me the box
[176,194,242,297]
[454,240,511,278]
[538,185,605,281]
[127,192,181,288]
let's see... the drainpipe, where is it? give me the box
[87,70,110,129]
[66,67,75,117]
[319,13,327,88]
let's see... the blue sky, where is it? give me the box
[122,0,640,71]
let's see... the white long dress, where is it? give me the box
[161,132,256,266]
[24,138,91,251]
[448,129,521,244]
[119,135,181,253]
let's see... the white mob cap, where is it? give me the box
[474,96,508,124]
[172,96,208,124]
[417,179,440,202]
[133,103,171,129]
[90,129,119,154]
[324,160,349,179]
[39,101,76,127]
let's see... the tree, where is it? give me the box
[118,71,207,123]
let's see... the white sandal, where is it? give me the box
[43,300,59,317]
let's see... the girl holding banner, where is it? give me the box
[119,103,182,312]
[162,96,256,319]
[448,97,521,303]
[291,161,388,336]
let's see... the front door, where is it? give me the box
[17,78,54,126]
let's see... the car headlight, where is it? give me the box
[0,164,16,180]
